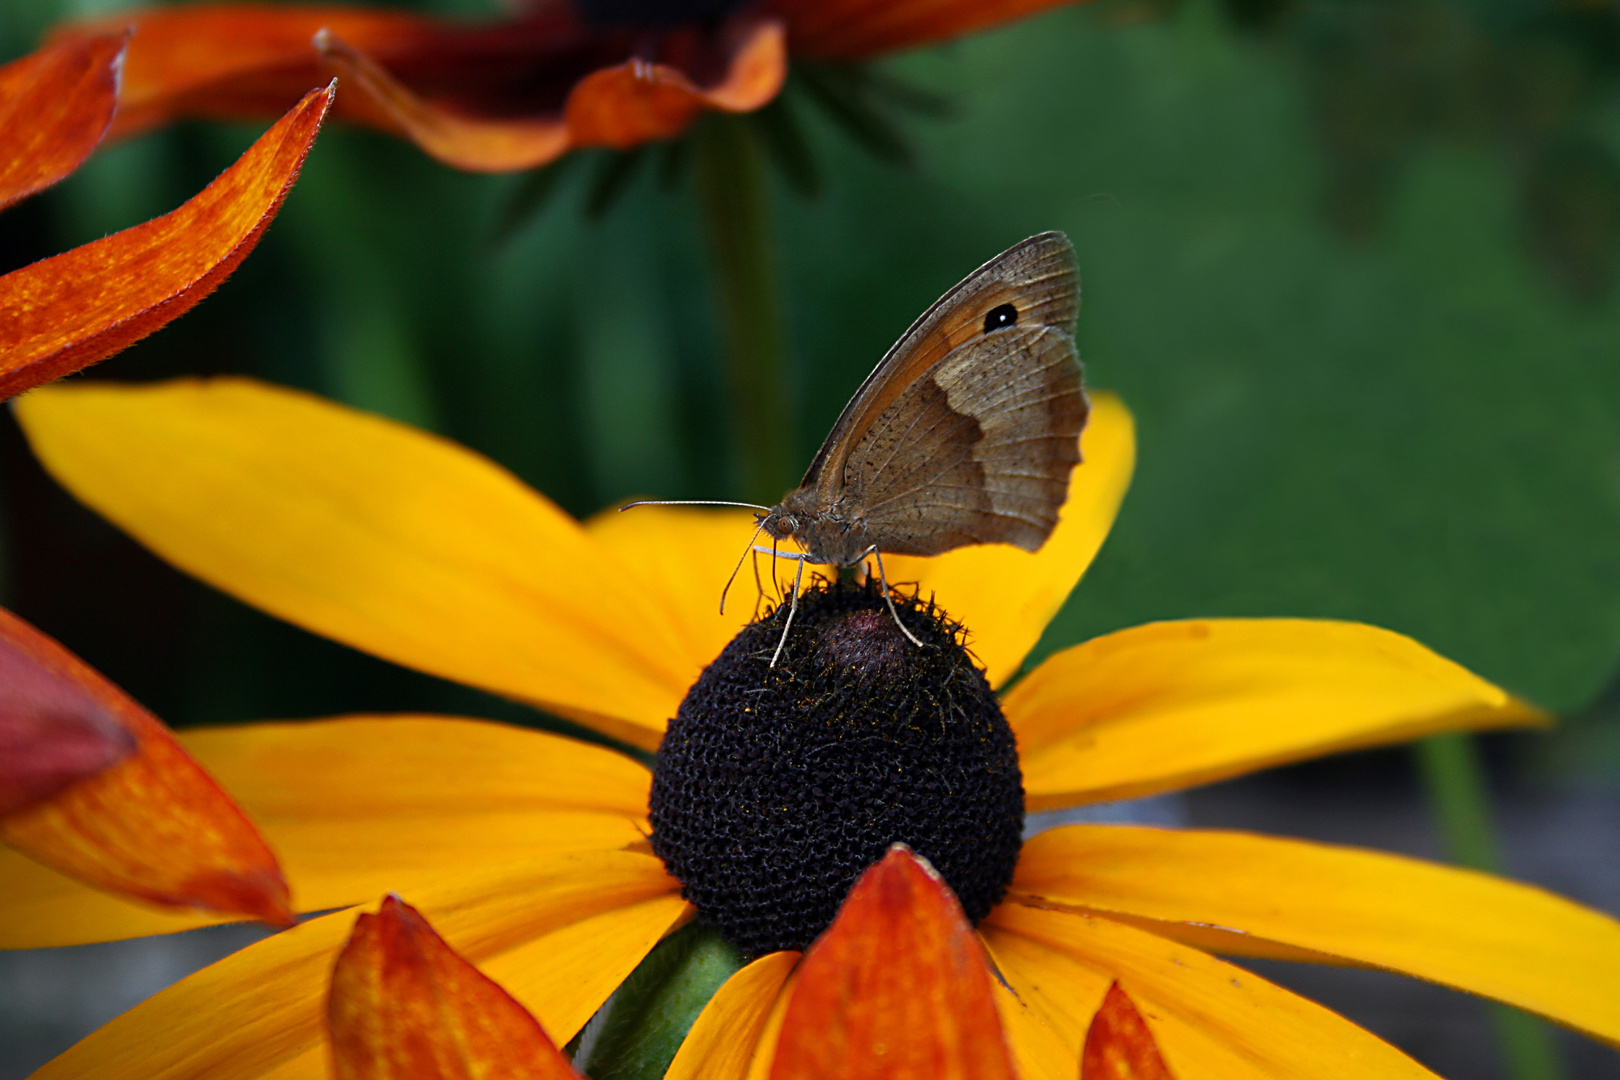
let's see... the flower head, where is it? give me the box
[46,0,1091,173]
[7,377,1620,1079]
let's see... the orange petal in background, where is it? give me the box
[771,845,1016,1080]
[50,4,451,140]
[0,608,291,925]
[0,81,332,400]
[1081,983,1174,1080]
[0,32,126,211]
[317,15,785,173]
[329,894,581,1080]
[0,606,135,816]
[773,0,1086,61]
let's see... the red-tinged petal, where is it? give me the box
[316,16,784,172]
[564,17,786,151]
[0,608,291,925]
[773,0,1087,61]
[314,30,567,173]
[1082,983,1175,1080]
[329,895,581,1080]
[771,846,1016,1080]
[0,606,135,814]
[0,32,125,211]
[0,83,332,400]
[49,5,469,140]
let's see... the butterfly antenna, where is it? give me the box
[719,516,770,615]
[872,549,925,648]
[620,499,772,512]
[770,555,806,668]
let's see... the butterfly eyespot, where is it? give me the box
[983,304,1018,333]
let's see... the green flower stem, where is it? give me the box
[576,922,743,1080]
[692,113,794,504]
[1414,734,1565,1080]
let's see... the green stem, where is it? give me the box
[576,922,743,1080]
[1414,734,1565,1080]
[692,113,793,504]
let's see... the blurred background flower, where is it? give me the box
[2,0,1620,1077]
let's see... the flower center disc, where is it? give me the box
[649,581,1025,956]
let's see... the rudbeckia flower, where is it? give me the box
[45,0,1090,173]
[0,34,333,399]
[8,376,1620,1079]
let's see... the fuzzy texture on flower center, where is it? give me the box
[648,580,1025,956]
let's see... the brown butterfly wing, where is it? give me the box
[844,325,1087,555]
[800,231,1080,498]
[805,231,1085,557]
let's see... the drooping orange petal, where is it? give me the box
[771,846,1016,1080]
[1007,618,1548,810]
[313,30,567,173]
[32,850,686,1080]
[0,607,290,925]
[315,15,784,172]
[774,0,1088,61]
[982,905,1440,1080]
[0,606,134,815]
[0,83,332,400]
[329,894,580,1080]
[564,16,786,150]
[49,5,462,140]
[1,715,654,948]
[15,377,698,750]
[666,951,800,1080]
[1010,826,1620,1048]
[884,392,1134,688]
[1082,983,1174,1080]
[0,32,125,211]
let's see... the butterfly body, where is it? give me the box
[761,231,1088,569]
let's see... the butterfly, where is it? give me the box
[629,231,1088,665]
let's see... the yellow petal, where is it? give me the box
[585,505,766,672]
[883,392,1134,687]
[991,975,1074,1080]
[0,716,653,947]
[1006,618,1548,809]
[666,951,801,1080]
[1011,825,1620,1048]
[14,378,697,749]
[32,850,684,1080]
[983,904,1440,1080]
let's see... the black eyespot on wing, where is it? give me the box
[983,304,1018,333]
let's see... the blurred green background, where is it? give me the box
[1,0,1619,1075]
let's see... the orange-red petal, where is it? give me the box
[774,0,1086,61]
[0,607,290,925]
[771,846,1016,1080]
[0,606,134,815]
[53,4,785,173]
[50,5,457,140]
[1082,983,1175,1080]
[329,894,580,1080]
[315,15,784,172]
[0,82,331,400]
[0,32,125,211]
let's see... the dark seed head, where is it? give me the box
[648,580,1025,957]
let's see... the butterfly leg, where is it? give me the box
[748,548,808,668]
[863,547,925,648]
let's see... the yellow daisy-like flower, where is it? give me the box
[7,377,1620,1079]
